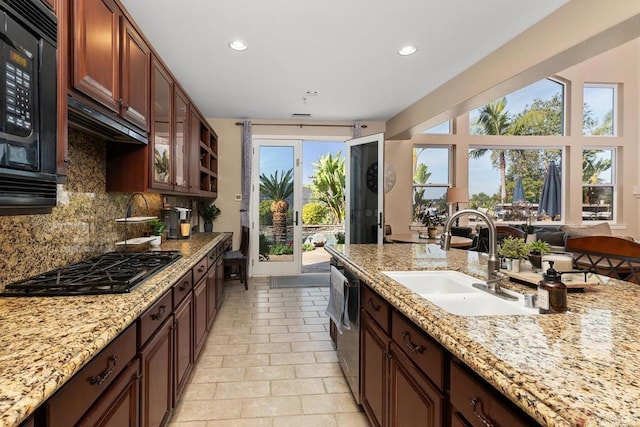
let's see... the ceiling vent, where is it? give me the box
[291,113,311,117]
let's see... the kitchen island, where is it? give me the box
[0,232,229,427]
[327,243,640,427]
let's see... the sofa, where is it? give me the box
[534,222,633,251]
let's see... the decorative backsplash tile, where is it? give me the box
[0,129,162,285]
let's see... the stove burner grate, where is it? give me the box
[1,251,181,297]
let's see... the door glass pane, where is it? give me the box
[175,93,188,187]
[349,141,379,244]
[259,146,295,263]
[153,67,171,184]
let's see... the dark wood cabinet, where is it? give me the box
[46,323,137,427]
[173,88,190,192]
[54,0,69,176]
[215,250,225,311]
[72,0,121,112]
[173,293,193,403]
[139,316,173,427]
[71,0,149,128]
[206,256,218,329]
[361,310,388,427]
[389,342,444,427]
[78,358,140,427]
[193,275,208,360]
[190,110,218,196]
[120,19,150,131]
[149,56,173,191]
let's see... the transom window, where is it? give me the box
[583,84,616,136]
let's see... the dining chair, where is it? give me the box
[565,236,640,284]
[472,225,527,253]
[223,226,249,289]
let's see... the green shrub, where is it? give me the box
[302,202,329,225]
[335,232,345,244]
[270,243,294,255]
[302,242,315,251]
[259,200,273,225]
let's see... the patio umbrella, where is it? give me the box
[537,161,561,218]
[512,176,525,203]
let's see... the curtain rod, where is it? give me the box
[235,122,366,129]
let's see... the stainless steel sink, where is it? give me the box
[382,270,539,316]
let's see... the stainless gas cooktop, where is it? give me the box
[1,251,181,297]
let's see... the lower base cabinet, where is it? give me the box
[359,282,535,427]
[173,293,193,403]
[140,316,173,427]
[78,359,140,427]
[193,276,208,360]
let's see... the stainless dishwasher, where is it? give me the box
[330,262,361,404]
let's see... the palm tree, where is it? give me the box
[309,152,345,223]
[260,169,294,244]
[469,97,544,203]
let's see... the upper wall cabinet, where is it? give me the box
[71,0,150,131]
[149,57,174,192]
[174,88,191,193]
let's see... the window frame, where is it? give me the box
[582,83,618,137]
[581,147,617,223]
[412,145,453,222]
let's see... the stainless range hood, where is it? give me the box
[67,96,148,144]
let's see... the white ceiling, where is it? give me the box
[119,0,568,122]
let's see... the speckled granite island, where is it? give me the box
[326,243,640,427]
[0,232,230,427]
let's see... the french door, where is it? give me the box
[346,133,385,244]
[251,140,302,276]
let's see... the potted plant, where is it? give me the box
[148,219,166,247]
[527,239,551,270]
[200,202,221,232]
[418,208,445,239]
[498,236,529,272]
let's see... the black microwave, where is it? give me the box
[0,0,57,215]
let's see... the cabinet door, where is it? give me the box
[174,293,193,403]
[78,359,140,427]
[140,317,173,427]
[150,57,173,191]
[55,0,69,176]
[206,263,217,329]
[361,310,389,427]
[120,19,150,131]
[389,342,445,427]
[173,88,190,192]
[193,276,208,360]
[72,0,121,112]
[215,254,224,310]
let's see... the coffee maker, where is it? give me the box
[161,207,192,239]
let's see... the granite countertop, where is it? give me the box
[0,232,229,427]
[326,243,640,427]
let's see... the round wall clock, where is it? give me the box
[366,162,378,192]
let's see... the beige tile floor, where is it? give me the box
[169,277,370,427]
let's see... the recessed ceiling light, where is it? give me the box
[229,40,248,51]
[306,90,319,96]
[398,45,417,56]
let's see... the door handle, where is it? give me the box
[294,211,299,226]
[379,212,383,229]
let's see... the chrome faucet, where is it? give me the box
[441,209,516,300]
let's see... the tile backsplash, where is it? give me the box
[0,129,162,285]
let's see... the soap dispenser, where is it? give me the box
[537,261,567,314]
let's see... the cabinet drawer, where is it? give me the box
[450,360,534,427]
[46,323,137,427]
[173,270,193,309]
[361,285,390,332]
[392,311,445,391]
[193,256,208,284]
[138,291,172,347]
[207,246,220,270]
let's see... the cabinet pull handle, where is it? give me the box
[368,298,381,312]
[88,355,118,386]
[178,282,188,291]
[151,305,166,320]
[469,396,495,427]
[402,331,425,354]
[198,265,205,273]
